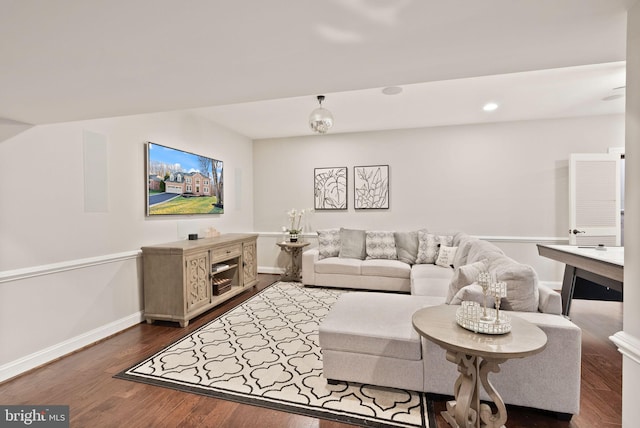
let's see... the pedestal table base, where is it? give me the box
[441,350,507,428]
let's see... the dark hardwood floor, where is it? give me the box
[0,274,622,427]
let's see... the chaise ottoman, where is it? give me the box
[319,290,582,418]
[319,292,445,391]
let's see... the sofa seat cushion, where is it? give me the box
[361,259,411,278]
[411,263,454,280]
[411,277,451,297]
[319,292,443,360]
[315,257,361,275]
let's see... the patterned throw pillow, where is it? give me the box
[416,231,453,264]
[317,228,341,260]
[435,245,458,268]
[365,231,398,260]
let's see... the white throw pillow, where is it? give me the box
[445,259,488,304]
[435,245,458,268]
[449,283,496,308]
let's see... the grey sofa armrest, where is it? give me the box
[302,248,319,285]
[538,283,562,315]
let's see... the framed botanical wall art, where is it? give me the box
[314,167,347,210]
[354,165,389,209]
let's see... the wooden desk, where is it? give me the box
[537,244,623,316]
[413,305,547,428]
[277,241,310,282]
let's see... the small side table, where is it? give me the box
[412,305,547,428]
[277,241,310,282]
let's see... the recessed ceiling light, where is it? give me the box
[382,86,403,95]
[483,102,499,112]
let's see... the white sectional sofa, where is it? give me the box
[301,228,581,419]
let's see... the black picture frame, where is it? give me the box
[354,165,389,209]
[314,167,348,210]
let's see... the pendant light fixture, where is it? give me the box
[309,95,333,134]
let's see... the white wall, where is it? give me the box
[254,115,625,281]
[0,111,253,271]
[0,110,254,380]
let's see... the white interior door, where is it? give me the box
[569,153,621,246]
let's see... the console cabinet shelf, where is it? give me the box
[142,233,258,327]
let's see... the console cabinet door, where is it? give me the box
[185,251,211,313]
[242,240,258,287]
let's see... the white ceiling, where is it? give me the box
[0,0,633,139]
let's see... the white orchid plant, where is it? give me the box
[282,208,307,235]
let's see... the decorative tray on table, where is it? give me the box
[455,301,512,335]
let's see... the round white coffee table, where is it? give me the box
[412,305,547,428]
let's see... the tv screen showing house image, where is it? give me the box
[146,142,223,215]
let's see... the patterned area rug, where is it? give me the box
[116,282,434,427]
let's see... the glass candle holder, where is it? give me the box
[489,281,507,324]
[477,270,493,321]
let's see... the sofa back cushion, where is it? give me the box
[365,231,398,260]
[394,231,419,264]
[490,256,540,312]
[466,240,504,264]
[339,228,367,260]
[317,228,341,260]
[452,235,475,268]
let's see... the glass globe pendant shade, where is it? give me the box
[309,107,333,134]
[309,95,333,134]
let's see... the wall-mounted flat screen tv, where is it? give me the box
[146,142,223,215]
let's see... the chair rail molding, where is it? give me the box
[610,331,640,365]
[0,250,142,284]
[256,231,568,244]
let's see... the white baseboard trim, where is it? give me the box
[0,250,142,284]
[259,266,285,275]
[610,331,640,365]
[0,311,144,383]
